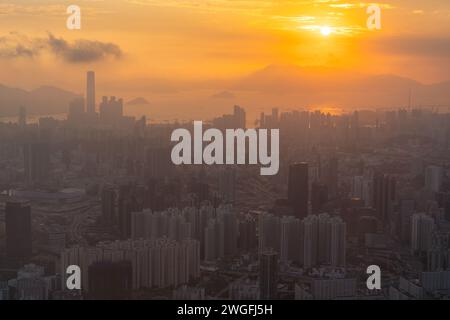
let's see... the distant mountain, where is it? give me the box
[211,91,235,99]
[232,64,450,108]
[0,84,80,117]
[127,97,150,105]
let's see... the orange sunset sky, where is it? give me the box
[0,0,449,120]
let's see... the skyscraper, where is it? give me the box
[204,218,224,261]
[88,261,132,300]
[288,162,309,218]
[86,71,96,114]
[323,156,339,198]
[425,165,444,193]
[302,215,318,268]
[218,167,236,204]
[445,199,450,222]
[101,186,116,225]
[23,142,50,183]
[258,213,280,254]
[118,185,139,239]
[311,182,328,214]
[233,105,246,128]
[259,250,278,300]
[18,106,26,129]
[68,97,85,124]
[301,213,347,268]
[330,216,346,267]
[61,238,200,291]
[99,96,124,125]
[373,172,396,224]
[217,206,238,257]
[280,216,301,264]
[411,213,434,254]
[5,201,32,260]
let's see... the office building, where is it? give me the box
[61,238,200,291]
[280,216,301,264]
[18,106,26,129]
[425,165,444,193]
[23,142,50,183]
[5,201,32,260]
[101,186,116,225]
[86,71,96,114]
[259,250,278,300]
[288,162,309,218]
[373,173,396,224]
[88,261,132,300]
[411,213,435,254]
[330,216,347,267]
[99,96,124,125]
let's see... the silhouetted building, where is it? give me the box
[323,156,338,198]
[99,96,124,125]
[18,106,26,129]
[101,186,116,225]
[212,105,246,129]
[218,167,236,204]
[373,173,396,224]
[259,250,278,300]
[238,215,257,252]
[146,146,172,179]
[445,200,450,222]
[118,185,139,239]
[330,216,347,267]
[288,162,309,218]
[311,182,328,214]
[88,261,132,300]
[68,97,85,124]
[280,216,301,264]
[234,105,246,128]
[86,71,96,114]
[23,142,50,183]
[5,201,32,260]
[411,213,434,255]
[425,165,444,193]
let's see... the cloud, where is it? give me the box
[0,33,43,58]
[47,33,122,63]
[0,32,122,63]
[369,36,450,58]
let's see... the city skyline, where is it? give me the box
[1,0,450,303]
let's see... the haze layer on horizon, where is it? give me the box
[0,0,449,119]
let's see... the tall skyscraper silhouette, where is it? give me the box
[288,162,309,218]
[88,261,132,300]
[259,250,278,300]
[86,71,96,114]
[233,105,246,128]
[5,201,32,260]
[101,186,116,225]
[373,172,396,224]
[23,142,50,183]
[18,106,26,129]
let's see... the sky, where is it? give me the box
[0,0,449,120]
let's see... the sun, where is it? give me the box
[320,26,332,36]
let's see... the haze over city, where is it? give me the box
[1,0,450,304]
[0,0,449,121]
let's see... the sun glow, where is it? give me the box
[320,26,332,36]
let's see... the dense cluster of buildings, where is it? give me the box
[0,71,450,300]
